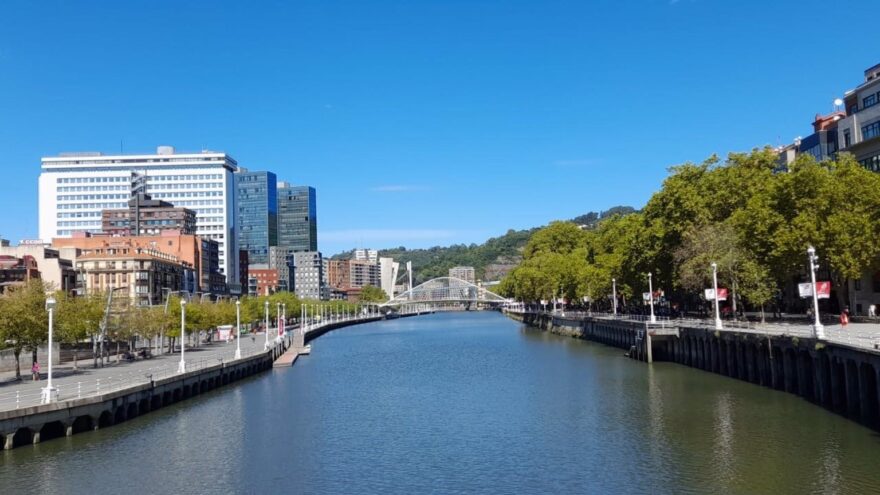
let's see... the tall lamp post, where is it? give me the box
[41,296,58,404]
[276,302,282,343]
[711,262,722,330]
[264,300,271,349]
[808,246,826,339]
[178,300,187,373]
[612,278,618,316]
[648,272,656,324]
[235,300,242,359]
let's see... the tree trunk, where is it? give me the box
[13,349,21,380]
[760,303,766,324]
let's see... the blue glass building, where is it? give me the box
[277,183,317,253]
[235,171,278,265]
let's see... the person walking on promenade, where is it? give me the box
[31,360,40,381]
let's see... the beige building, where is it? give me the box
[0,242,77,293]
[449,266,476,284]
[76,247,191,306]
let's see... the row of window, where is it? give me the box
[156,199,224,207]
[57,176,128,183]
[149,174,225,181]
[58,203,127,210]
[150,191,223,198]
[57,194,128,201]
[57,211,101,218]
[860,153,880,172]
[57,220,100,227]
[146,182,223,190]
[57,185,128,192]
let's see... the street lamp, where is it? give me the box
[41,296,58,404]
[612,278,618,316]
[178,299,187,373]
[264,300,271,349]
[711,262,722,330]
[235,300,242,359]
[648,272,656,324]
[276,302,283,343]
[808,246,825,339]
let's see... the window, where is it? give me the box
[863,121,880,141]
[864,93,878,109]
[844,129,852,148]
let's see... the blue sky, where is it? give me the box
[0,0,877,256]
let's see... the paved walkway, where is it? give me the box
[511,310,880,351]
[0,330,280,412]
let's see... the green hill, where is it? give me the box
[332,206,635,285]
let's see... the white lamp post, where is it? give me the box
[234,300,242,359]
[177,300,187,373]
[648,272,656,324]
[711,262,722,330]
[276,302,282,343]
[41,296,58,404]
[612,278,618,316]
[264,300,271,349]
[808,246,826,339]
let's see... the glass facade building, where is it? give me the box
[235,171,277,265]
[277,183,317,253]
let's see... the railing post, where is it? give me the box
[16,391,20,409]
[78,382,82,398]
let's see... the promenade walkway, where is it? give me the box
[0,331,277,412]
[508,309,880,351]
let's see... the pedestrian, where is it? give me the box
[840,307,850,327]
[31,360,40,381]
[869,304,876,318]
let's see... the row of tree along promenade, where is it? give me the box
[0,300,394,450]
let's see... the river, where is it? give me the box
[1,311,878,494]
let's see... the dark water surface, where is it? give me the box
[2,312,879,494]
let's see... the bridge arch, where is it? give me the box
[380,276,509,308]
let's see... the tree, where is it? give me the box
[0,280,49,379]
[55,290,104,371]
[359,285,388,303]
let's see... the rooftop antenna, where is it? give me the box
[833,98,844,112]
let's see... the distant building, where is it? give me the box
[235,171,277,265]
[101,192,196,237]
[292,251,324,300]
[449,266,476,284]
[354,248,378,264]
[379,257,399,299]
[277,183,317,253]
[0,255,40,292]
[325,259,350,290]
[248,265,279,296]
[268,246,295,292]
[39,145,240,286]
[350,260,380,289]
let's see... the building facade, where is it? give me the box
[75,247,191,306]
[268,246,294,292]
[247,266,279,296]
[53,231,224,296]
[838,63,880,172]
[39,146,240,289]
[235,171,277,265]
[0,243,77,293]
[292,251,324,300]
[354,248,378,264]
[449,266,476,284]
[379,257,399,299]
[101,192,196,236]
[277,183,317,253]
[0,255,40,292]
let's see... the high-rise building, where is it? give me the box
[235,171,277,265]
[277,183,317,253]
[354,248,378,264]
[379,257,399,299]
[292,251,324,300]
[449,266,476,284]
[39,146,240,289]
[268,246,294,292]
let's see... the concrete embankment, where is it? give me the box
[0,315,398,451]
[506,311,880,432]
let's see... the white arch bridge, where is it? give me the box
[380,277,510,311]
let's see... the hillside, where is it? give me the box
[332,206,635,285]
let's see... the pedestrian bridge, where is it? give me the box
[380,277,509,308]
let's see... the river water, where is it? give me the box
[1,311,878,494]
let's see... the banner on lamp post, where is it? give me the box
[705,288,729,301]
[798,282,832,299]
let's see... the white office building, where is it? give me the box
[38,146,240,289]
[379,257,399,299]
[354,248,378,264]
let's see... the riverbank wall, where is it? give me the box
[506,311,880,431]
[0,314,400,451]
